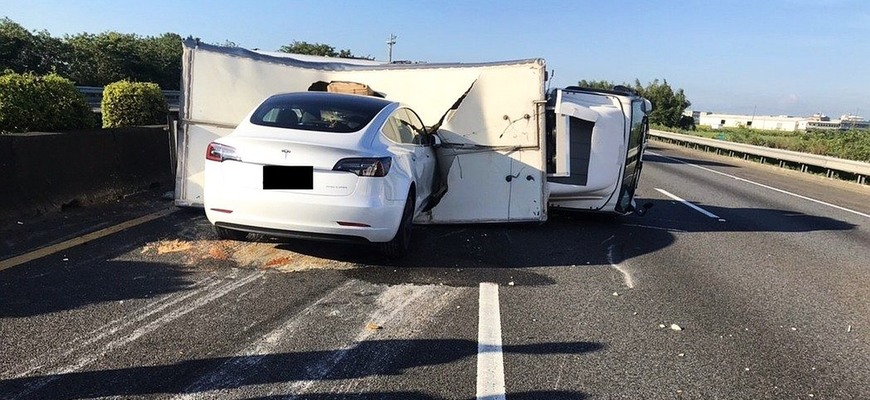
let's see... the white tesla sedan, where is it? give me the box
[204,92,438,257]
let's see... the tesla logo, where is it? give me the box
[281,149,291,159]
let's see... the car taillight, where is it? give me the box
[332,157,391,177]
[206,142,241,162]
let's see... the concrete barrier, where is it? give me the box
[0,127,174,221]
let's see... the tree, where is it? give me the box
[576,78,692,128]
[0,18,69,75]
[277,40,370,59]
[65,31,182,89]
[638,79,691,128]
[576,79,618,91]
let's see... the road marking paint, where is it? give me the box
[623,223,687,233]
[10,271,263,400]
[477,282,506,400]
[647,151,870,219]
[7,276,216,378]
[655,188,725,221]
[607,244,635,289]
[174,281,362,399]
[280,285,450,399]
[0,207,178,272]
[176,283,462,399]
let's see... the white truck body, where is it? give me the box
[175,40,649,223]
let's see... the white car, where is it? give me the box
[204,92,439,257]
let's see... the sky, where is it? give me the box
[2,0,868,118]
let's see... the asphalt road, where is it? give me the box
[1,141,868,399]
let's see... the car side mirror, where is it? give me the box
[431,134,442,147]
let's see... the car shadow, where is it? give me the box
[0,338,601,399]
[269,197,856,276]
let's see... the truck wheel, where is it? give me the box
[215,225,248,241]
[380,190,414,259]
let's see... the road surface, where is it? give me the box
[1,140,867,399]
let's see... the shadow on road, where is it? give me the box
[0,339,601,399]
[0,259,196,318]
[637,198,859,233]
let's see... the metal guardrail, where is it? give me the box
[649,129,870,185]
[76,86,180,112]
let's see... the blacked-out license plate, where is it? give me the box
[263,166,313,189]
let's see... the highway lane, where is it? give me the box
[0,140,867,399]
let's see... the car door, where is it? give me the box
[397,109,436,211]
[381,109,434,212]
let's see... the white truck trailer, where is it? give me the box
[174,40,651,223]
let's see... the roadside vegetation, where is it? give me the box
[0,17,373,133]
[0,72,93,133]
[653,124,870,162]
[577,79,694,130]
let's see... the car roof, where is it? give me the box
[267,91,395,109]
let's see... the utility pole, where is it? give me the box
[387,34,397,63]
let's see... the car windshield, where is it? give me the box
[250,92,391,133]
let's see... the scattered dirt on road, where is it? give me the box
[145,239,193,255]
[138,238,355,272]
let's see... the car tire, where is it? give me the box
[380,190,414,259]
[215,225,248,241]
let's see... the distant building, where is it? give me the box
[838,114,870,130]
[691,111,869,132]
[696,112,803,132]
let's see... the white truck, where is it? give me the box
[174,39,651,224]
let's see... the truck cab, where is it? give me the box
[545,86,652,214]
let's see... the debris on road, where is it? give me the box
[365,322,383,331]
[151,239,193,254]
[659,324,666,329]
[847,325,852,333]
[670,324,683,331]
[508,281,515,286]
[138,236,352,272]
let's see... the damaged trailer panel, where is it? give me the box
[176,40,547,223]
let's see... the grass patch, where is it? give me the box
[654,124,870,162]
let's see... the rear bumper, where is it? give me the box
[204,182,406,243]
[215,222,371,243]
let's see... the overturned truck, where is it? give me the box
[175,40,651,224]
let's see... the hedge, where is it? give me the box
[0,72,94,133]
[101,80,167,128]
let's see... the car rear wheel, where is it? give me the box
[215,225,248,241]
[380,189,414,259]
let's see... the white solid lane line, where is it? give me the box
[655,188,726,221]
[647,151,870,219]
[477,282,506,400]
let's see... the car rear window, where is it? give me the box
[250,92,391,133]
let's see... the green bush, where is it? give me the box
[101,80,167,128]
[0,71,93,133]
